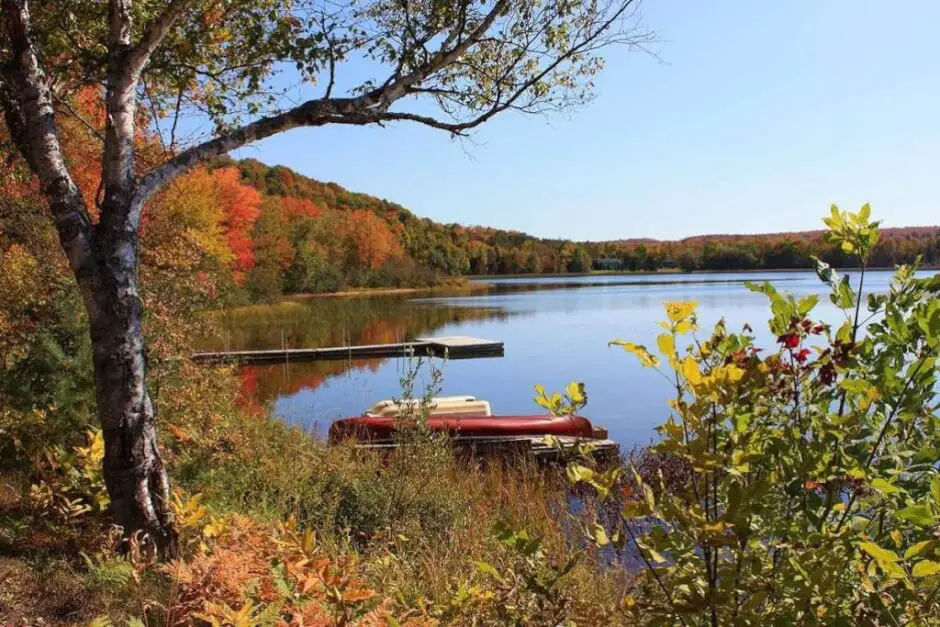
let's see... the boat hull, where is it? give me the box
[329,414,595,443]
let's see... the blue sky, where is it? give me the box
[234,1,940,241]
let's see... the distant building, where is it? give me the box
[661,259,679,269]
[594,258,624,271]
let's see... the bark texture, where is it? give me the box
[90,222,178,554]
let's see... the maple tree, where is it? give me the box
[214,167,262,278]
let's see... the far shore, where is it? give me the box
[281,265,938,300]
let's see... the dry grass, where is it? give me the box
[1,364,635,625]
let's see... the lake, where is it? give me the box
[208,269,908,448]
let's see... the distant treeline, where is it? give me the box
[589,227,940,273]
[229,157,940,298]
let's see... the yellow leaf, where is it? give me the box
[891,529,902,548]
[904,540,935,560]
[724,364,745,383]
[665,301,698,323]
[609,340,660,368]
[566,381,585,404]
[657,333,675,358]
[682,356,702,386]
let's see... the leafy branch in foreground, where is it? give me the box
[571,204,940,625]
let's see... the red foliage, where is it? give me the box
[280,196,323,219]
[215,168,262,276]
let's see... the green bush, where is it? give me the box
[572,205,940,625]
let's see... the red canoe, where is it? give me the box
[329,414,595,443]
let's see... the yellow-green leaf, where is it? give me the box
[912,560,940,578]
[870,478,906,496]
[898,504,935,528]
[904,540,935,560]
[859,541,899,564]
[609,340,659,367]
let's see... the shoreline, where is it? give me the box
[285,279,481,300]
[280,265,939,300]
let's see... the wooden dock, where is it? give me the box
[353,435,620,463]
[191,336,504,365]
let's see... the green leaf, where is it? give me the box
[931,475,940,506]
[912,560,940,578]
[813,256,838,287]
[831,276,856,309]
[797,294,819,316]
[897,504,935,528]
[870,478,906,496]
[475,561,502,581]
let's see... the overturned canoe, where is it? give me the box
[329,414,596,443]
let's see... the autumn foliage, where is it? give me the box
[214,168,262,276]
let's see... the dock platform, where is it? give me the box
[191,336,504,364]
[352,435,620,463]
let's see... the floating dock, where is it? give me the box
[191,336,504,365]
[353,435,620,463]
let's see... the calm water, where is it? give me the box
[208,270,914,448]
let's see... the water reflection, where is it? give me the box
[201,296,515,414]
[210,270,919,445]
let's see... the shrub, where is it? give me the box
[571,205,940,624]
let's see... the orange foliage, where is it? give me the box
[339,210,402,270]
[63,88,106,212]
[280,196,323,219]
[167,513,427,626]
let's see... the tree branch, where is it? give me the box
[125,0,197,80]
[381,0,511,102]
[133,94,381,214]
[134,0,645,229]
[53,93,107,144]
[396,0,644,132]
[133,0,513,212]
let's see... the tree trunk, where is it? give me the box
[87,220,178,556]
[1,0,177,555]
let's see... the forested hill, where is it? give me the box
[221,157,940,297]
